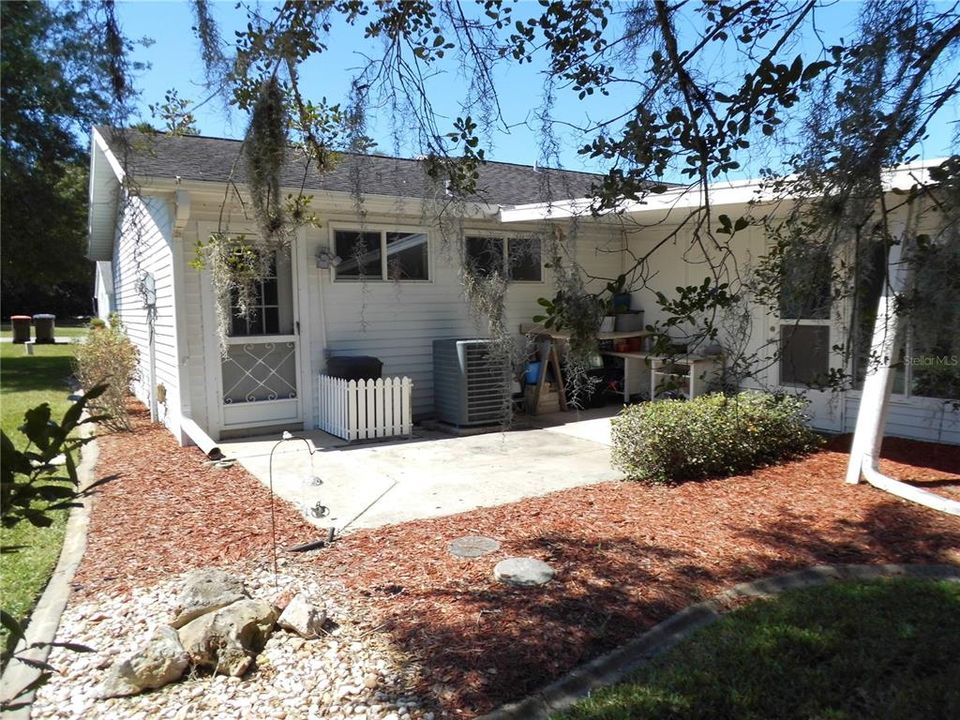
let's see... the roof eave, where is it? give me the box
[128,175,504,220]
[86,128,126,261]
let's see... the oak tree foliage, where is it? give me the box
[0,0,135,317]
[116,1,960,394]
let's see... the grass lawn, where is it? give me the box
[555,579,960,720]
[0,335,84,655]
[1,323,88,340]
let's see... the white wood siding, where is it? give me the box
[112,194,182,433]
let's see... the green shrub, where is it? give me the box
[1,389,106,705]
[611,391,822,483]
[72,315,139,431]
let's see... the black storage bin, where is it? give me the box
[11,315,32,343]
[325,355,383,381]
[34,314,56,344]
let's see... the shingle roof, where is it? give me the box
[99,127,605,206]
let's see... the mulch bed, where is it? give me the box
[76,403,960,718]
[72,403,317,598]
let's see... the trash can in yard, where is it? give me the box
[325,355,383,381]
[11,315,32,343]
[34,314,56,344]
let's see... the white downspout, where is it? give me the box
[180,417,223,459]
[844,213,960,516]
[147,311,158,422]
[171,188,192,444]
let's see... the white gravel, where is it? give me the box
[32,558,438,720]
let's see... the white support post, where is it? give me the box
[844,229,908,485]
[844,216,960,516]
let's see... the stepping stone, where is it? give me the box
[494,557,555,586]
[449,535,501,558]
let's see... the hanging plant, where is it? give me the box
[194,233,267,357]
[189,79,297,355]
[245,76,291,250]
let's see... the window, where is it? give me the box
[852,239,959,399]
[779,245,832,320]
[780,324,830,386]
[228,251,294,336]
[334,228,429,280]
[465,236,542,281]
[778,245,833,387]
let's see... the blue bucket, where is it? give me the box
[525,361,542,384]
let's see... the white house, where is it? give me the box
[87,127,959,446]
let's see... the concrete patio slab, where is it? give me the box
[218,408,622,534]
[529,405,620,446]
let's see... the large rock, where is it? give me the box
[177,599,278,676]
[171,569,248,628]
[277,593,326,639]
[99,626,189,698]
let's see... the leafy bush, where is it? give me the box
[611,391,822,483]
[72,315,139,431]
[1,390,107,708]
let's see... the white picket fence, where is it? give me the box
[318,375,413,441]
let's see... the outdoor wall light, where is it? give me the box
[315,249,342,269]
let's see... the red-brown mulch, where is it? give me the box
[72,403,317,598]
[76,403,960,718]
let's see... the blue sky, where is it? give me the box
[116,1,958,179]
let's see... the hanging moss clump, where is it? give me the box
[245,77,289,251]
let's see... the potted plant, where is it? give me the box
[606,274,632,314]
[598,296,616,333]
[533,291,568,331]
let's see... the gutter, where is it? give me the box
[498,159,946,223]
[120,177,504,221]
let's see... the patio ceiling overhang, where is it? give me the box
[497,160,944,225]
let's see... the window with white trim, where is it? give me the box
[465,236,542,281]
[333,228,429,280]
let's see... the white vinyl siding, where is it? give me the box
[843,393,960,445]
[309,218,624,422]
[111,194,182,434]
[625,206,960,443]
